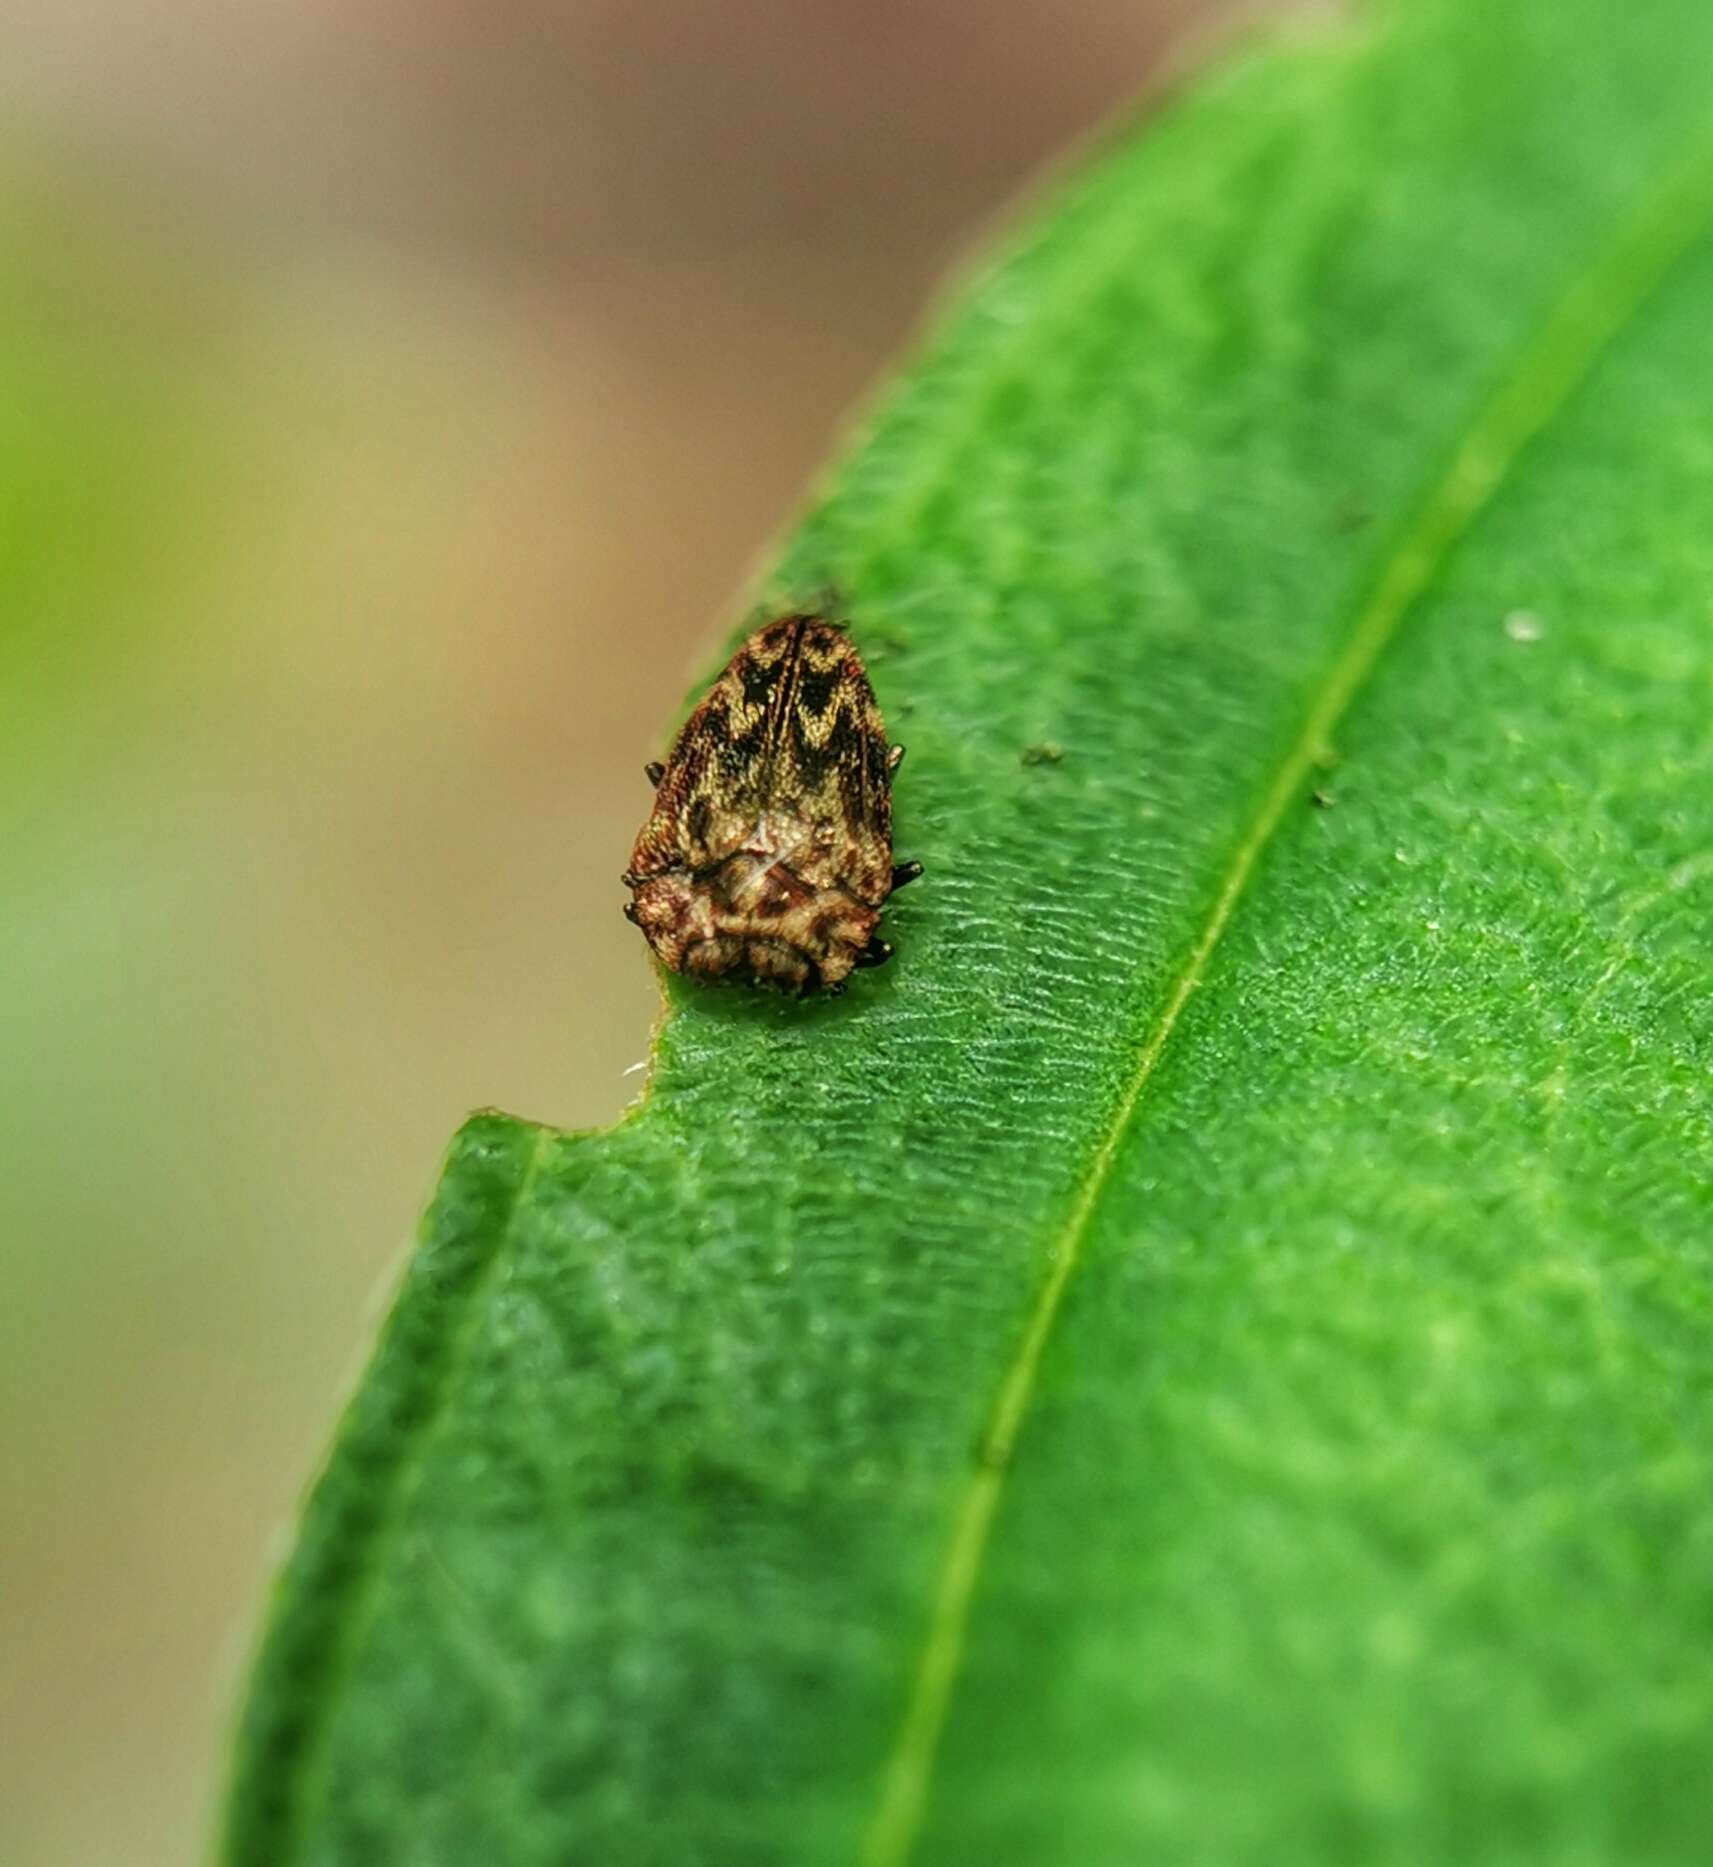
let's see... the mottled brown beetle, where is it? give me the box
[622,615,921,994]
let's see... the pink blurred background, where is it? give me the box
[0,3,1273,1859]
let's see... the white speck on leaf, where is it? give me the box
[1504,609,1544,642]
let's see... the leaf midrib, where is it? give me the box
[858,128,1713,1867]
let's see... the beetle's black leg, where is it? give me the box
[644,761,665,786]
[886,744,905,776]
[853,936,894,969]
[622,902,640,925]
[890,860,923,891]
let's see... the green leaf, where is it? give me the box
[223,3,1713,1861]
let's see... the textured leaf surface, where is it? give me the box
[225,4,1713,1862]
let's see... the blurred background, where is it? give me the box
[0,2,1274,1860]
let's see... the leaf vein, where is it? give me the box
[859,129,1713,1867]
